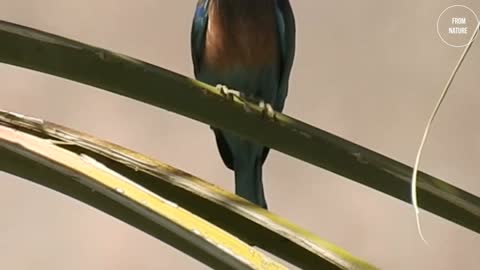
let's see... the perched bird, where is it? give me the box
[191,0,296,208]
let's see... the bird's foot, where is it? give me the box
[217,84,243,101]
[216,85,275,119]
[259,100,276,120]
[217,84,256,113]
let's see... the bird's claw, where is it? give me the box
[259,101,276,119]
[216,85,275,119]
[217,84,242,101]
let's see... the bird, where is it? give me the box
[191,0,296,209]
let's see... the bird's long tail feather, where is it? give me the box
[235,160,268,209]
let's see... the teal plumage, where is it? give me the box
[191,0,296,208]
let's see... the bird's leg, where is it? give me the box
[259,100,276,119]
[216,84,243,101]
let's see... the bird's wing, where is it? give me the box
[260,0,296,165]
[191,0,209,77]
[191,0,236,170]
[274,0,296,113]
[212,128,234,170]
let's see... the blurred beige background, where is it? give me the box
[1,0,479,269]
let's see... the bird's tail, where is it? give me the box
[234,160,268,209]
